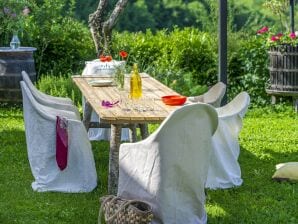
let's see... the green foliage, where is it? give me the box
[263,0,289,32]
[112,28,218,97]
[111,28,290,105]
[76,0,216,33]
[1,104,297,223]
[20,0,94,75]
[36,73,82,107]
[74,0,298,35]
[0,0,32,44]
[228,33,270,105]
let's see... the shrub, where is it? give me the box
[21,0,95,75]
[112,27,218,97]
[228,33,270,104]
[36,73,82,107]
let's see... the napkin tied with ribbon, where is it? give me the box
[56,116,68,171]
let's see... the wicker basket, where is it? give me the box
[268,45,298,92]
[98,195,153,224]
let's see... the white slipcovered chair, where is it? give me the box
[21,71,80,119]
[82,62,130,141]
[117,103,218,224]
[187,82,226,107]
[206,91,250,189]
[20,81,97,192]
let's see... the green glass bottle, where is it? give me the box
[130,63,142,99]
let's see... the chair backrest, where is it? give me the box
[22,71,48,102]
[22,70,73,104]
[216,91,250,118]
[21,71,79,118]
[144,103,218,223]
[20,81,97,192]
[203,81,226,107]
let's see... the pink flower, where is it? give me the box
[257,26,269,34]
[270,35,279,42]
[276,33,283,38]
[289,32,296,39]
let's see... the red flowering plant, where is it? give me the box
[256,26,298,47]
[258,1,298,47]
[99,50,128,62]
[109,50,129,89]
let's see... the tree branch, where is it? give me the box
[104,0,129,31]
[88,0,108,54]
[88,0,128,55]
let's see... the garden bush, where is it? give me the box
[36,73,82,107]
[228,32,270,105]
[16,0,94,75]
[33,27,283,106]
[112,28,218,97]
[111,28,273,104]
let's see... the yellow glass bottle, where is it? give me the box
[130,63,142,99]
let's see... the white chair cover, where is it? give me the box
[82,60,129,141]
[187,82,226,107]
[117,103,218,224]
[206,92,250,189]
[21,71,81,119]
[21,81,97,192]
[21,71,74,105]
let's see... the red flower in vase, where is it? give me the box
[119,50,128,60]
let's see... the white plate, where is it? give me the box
[88,80,113,87]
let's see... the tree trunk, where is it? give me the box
[89,0,129,56]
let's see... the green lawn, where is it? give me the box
[0,104,297,223]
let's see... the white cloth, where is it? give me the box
[206,92,250,189]
[117,103,218,224]
[21,81,97,192]
[187,82,226,107]
[82,60,129,141]
[82,60,125,76]
[21,71,81,119]
[22,71,74,105]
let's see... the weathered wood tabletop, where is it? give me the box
[72,73,180,194]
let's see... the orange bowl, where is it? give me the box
[161,95,187,106]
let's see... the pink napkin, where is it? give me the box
[56,116,68,171]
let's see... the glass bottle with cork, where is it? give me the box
[130,63,142,99]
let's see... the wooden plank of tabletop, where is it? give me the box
[72,75,181,123]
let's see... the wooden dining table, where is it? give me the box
[72,73,181,194]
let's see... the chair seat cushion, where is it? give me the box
[272,162,298,181]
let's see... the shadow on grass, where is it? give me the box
[206,146,298,224]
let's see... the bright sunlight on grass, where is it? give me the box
[0,104,297,223]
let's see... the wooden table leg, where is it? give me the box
[83,101,92,130]
[128,124,137,142]
[139,124,149,139]
[108,124,122,195]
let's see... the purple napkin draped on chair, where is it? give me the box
[56,116,68,170]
